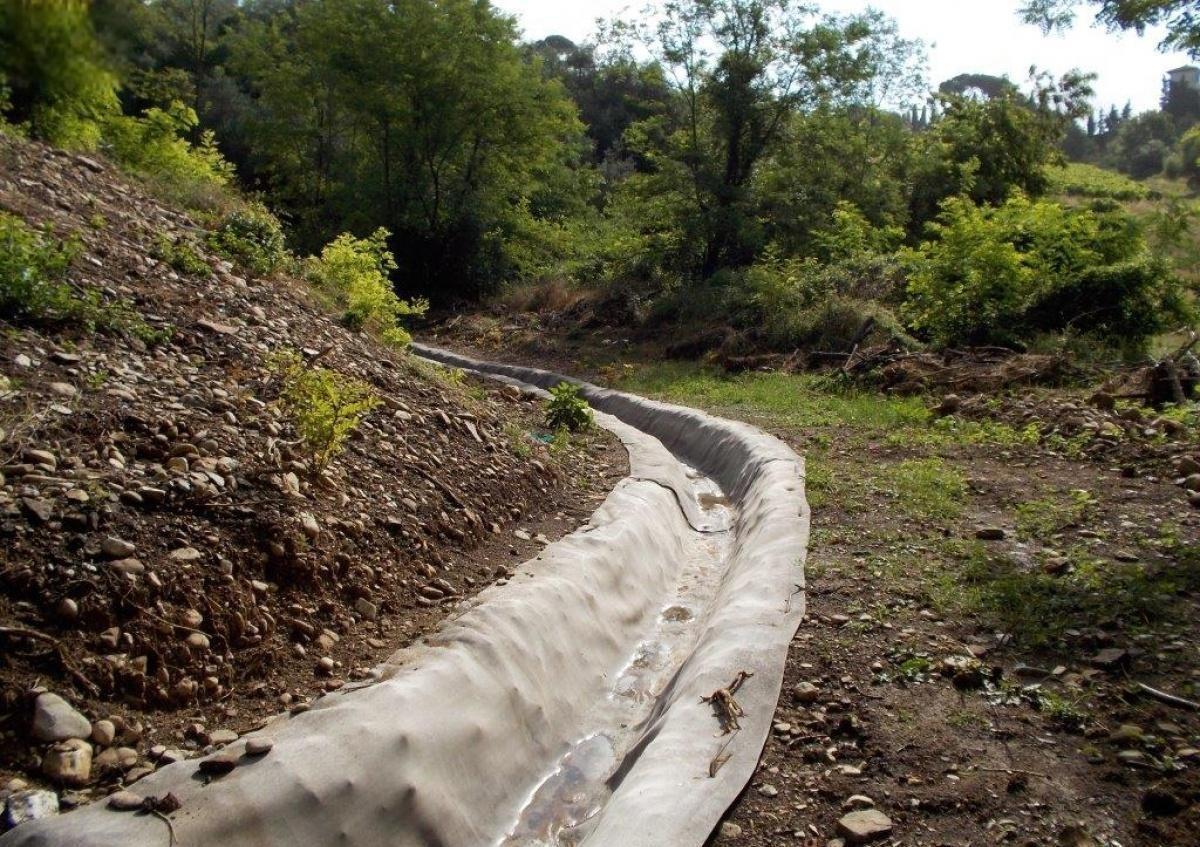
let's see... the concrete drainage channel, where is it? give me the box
[3,345,808,847]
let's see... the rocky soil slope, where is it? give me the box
[0,137,626,829]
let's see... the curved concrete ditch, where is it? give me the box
[3,346,809,847]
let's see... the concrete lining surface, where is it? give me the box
[2,346,808,847]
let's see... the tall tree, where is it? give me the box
[229,0,585,301]
[1021,0,1200,57]
[0,0,120,148]
[612,0,925,278]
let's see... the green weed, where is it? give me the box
[270,350,380,473]
[618,363,928,432]
[881,458,967,520]
[1015,489,1097,540]
[545,382,594,433]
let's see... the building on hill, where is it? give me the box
[1167,65,1200,92]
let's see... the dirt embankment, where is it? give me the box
[0,137,626,821]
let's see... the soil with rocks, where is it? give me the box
[0,137,627,824]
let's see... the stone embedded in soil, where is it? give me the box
[844,794,875,809]
[51,596,79,623]
[757,784,778,797]
[974,526,1006,541]
[108,558,145,576]
[23,448,57,468]
[355,597,378,621]
[1089,648,1130,671]
[42,738,92,786]
[20,498,53,524]
[100,537,136,558]
[316,656,335,675]
[4,789,60,828]
[90,719,116,747]
[836,809,894,844]
[792,681,820,704]
[718,821,742,839]
[32,692,92,742]
[207,729,238,746]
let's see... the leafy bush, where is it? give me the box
[719,253,915,354]
[1,212,167,342]
[305,228,427,347]
[1046,162,1151,201]
[545,382,593,432]
[812,201,904,262]
[902,194,1187,350]
[0,1,119,149]
[102,103,234,212]
[152,235,210,277]
[1,212,80,321]
[270,351,380,473]
[209,204,288,276]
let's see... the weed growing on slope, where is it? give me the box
[1,212,169,342]
[270,350,380,474]
[545,382,594,432]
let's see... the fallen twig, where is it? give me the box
[977,767,1051,779]
[1137,682,1200,712]
[701,671,753,734]
[708,729,739,777]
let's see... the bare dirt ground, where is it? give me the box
[428,312,1200,847]
[0,138,626,814]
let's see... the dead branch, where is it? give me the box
[1136,682,1200,712]
[701,671,754,734]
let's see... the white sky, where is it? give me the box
[494,0,1195,114]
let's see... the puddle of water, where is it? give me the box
[499,465,734,846]
[502,734,616,847]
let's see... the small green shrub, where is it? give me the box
[152,235,210,277]
[1,212,80,321]
[270,351,380,473]
[209,204,288,276]
[0,212,167,342]
[102,102,234,212]
[305,228,427,347]
[545,382,593,433]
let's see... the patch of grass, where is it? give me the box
[946,708,989,730]
[1033,689,1090,732]
[1047,162,1151,202]
[943,542,1200,648]
[888,416,1041,450]
[804,458,833,509]
[881,458,967,520]
[618,363,929,432]
[504,421,533,459]
[1014,489,1096,540]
